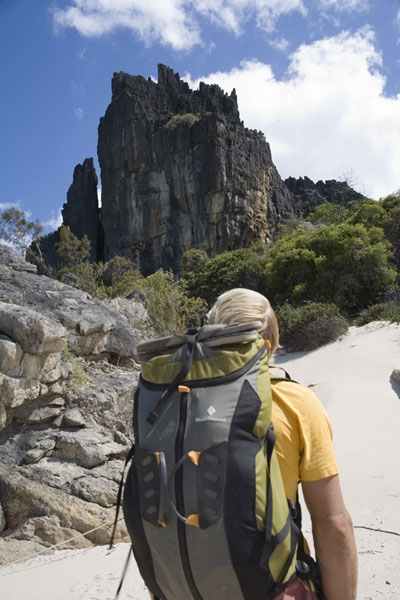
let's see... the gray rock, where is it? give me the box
[391,369,400,383]
[0,301,67,355]
[62,406,86,427]
[0,501,5,532]
[0,248,142,562]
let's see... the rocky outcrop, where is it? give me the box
[38,159,101,271]
[96,65,296,275]
[46,65,296,275]
[40,65,365,276]
[0,245,154,565]
[62,158,102,263]
[285,176,364,216]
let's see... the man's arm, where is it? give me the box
[302,475,357,600]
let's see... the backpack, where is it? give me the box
[120,322,304,600]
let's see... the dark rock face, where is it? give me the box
[61,158,102,262]
[38,158,101,271]
[43,65,365,275]
[96,65,295,275]
[285,176,364,216]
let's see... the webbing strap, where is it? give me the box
[146,333,198,424]
[265,424,275,538]
[109,444,136,549]
[114,546,133,599]
[265,426,300,592]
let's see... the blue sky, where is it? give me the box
[1,0,400,234]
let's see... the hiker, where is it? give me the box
[206,288,358,600]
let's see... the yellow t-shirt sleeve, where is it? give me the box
[271,380,339,502]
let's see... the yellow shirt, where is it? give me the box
[271,379,339,503]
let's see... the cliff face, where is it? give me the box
[96,65,295,275]
[45,65,363,276]
[39,158,101,271]
[61,158,101,263]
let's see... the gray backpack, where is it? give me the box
[119,322,312,599]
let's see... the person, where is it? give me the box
[206,288,358,600]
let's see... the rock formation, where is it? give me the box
[41,65,365,276]
[61,158,102,263]
[0,245,154,565]
[285,176,363,215]
[43,65,298,275]
[96,65,297,275]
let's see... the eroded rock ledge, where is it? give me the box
[0,246,153,565]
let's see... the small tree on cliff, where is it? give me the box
[54,226,105,295]
[55,225,91,268]
[0,207,43,254]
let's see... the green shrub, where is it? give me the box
[356,302,400,326]
[182,247,266,305]
[165,113,201,131]
[276,303,349,352]
[62,343,86,388]
[139,270,207,336]
[264,223,396,314]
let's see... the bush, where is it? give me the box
[165,113,201,130]
[276,303,349,353]
[264,223,396,314]
[138,270,207,336]
[182,247,266,305]
[356,302,400,326]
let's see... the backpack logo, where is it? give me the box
[196,404,227,423]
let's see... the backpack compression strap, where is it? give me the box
[146,330,199,425]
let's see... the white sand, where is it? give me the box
[1,322,400,599]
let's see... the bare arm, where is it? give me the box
[302,475,357,600]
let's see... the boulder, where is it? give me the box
[0,246,144,564]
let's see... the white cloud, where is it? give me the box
[194,0,306,35]
[268,37,290,52]
[185,28,400,199]
[74,107,84,120]
[0,202,18,210]
[97,186,102,208]
[320,0,370,12]
[52,0,307,49]
[44,210,63,231]
[53,0,202,50]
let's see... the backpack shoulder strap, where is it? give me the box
[270,365,298,383]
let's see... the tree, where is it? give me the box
[380,193,400,274]
[264,223,396,314]
[139,270,207,335]
[182,247,266,305]
[345,198,387,230]
[307,203,347,226]
[55,225,91,268]
[0,207,43,254]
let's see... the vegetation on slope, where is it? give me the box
[2,192,400,351]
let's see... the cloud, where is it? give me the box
[185,28,400,199]
[0,202,18,211]
[74,107,84,120]
[320,0,370,12]
[52,0,375,50]
[194,0,307,35]
[53,0,202,51]
[44,210,63,231]
[52,0,309,50]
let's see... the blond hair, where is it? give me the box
[206,288,280,357]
